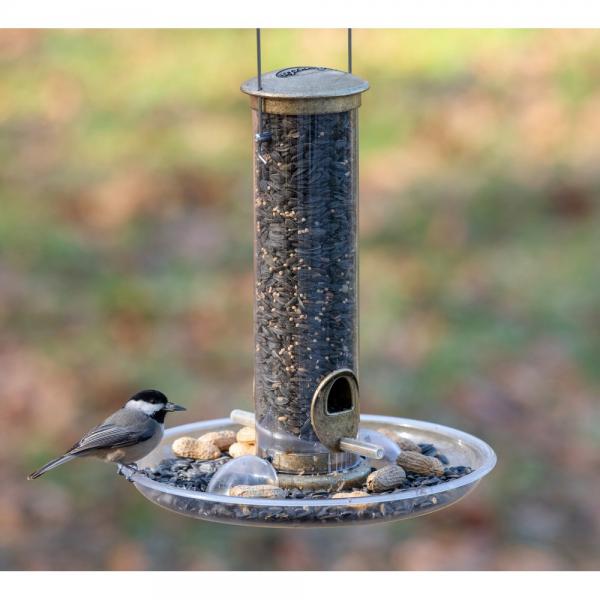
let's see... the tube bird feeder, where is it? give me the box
[122,31,496,527]
[243,65,372,489]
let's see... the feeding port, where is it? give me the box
[123,35,496,527]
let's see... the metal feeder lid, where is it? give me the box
[241,66,369,115]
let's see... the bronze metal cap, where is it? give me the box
[241,66,369,114]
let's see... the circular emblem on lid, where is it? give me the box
[276,66,329,78]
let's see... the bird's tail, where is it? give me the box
[28,454,75,480]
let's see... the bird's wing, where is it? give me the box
[67,423,154,456]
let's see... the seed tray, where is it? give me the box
[121,414,496,527]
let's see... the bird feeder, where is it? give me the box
[244,64,373,490]
[123,31,496,527]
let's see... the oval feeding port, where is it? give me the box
[310,369,360,450]
[326,375,354,414]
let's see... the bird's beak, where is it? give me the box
[165,402,186,412]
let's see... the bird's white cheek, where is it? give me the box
[126,399,163,415]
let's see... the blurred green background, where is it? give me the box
[1,29,599,570]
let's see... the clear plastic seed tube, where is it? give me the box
[253,109,358,450]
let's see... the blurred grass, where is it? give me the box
[1,29,599,570]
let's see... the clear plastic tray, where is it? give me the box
[122,414,496,527]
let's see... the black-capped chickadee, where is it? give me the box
[28,389,185,480]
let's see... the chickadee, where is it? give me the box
[28,389,185,480]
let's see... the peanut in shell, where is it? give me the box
[366,465,407,492]
[172,437,221,460]
[228,441,256,458]
[376,428,421,453]
[332,490,370,510]
[229,484,285,499]
[198,430,236,451]
[397,450,445,477]
[236,427,256,444]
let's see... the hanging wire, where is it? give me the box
[256,28,263,91]
[348,28,352,73]
[255,28,271,165]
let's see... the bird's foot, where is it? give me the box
[117,463,139,482]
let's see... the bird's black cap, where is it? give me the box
[130,389,169,404]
